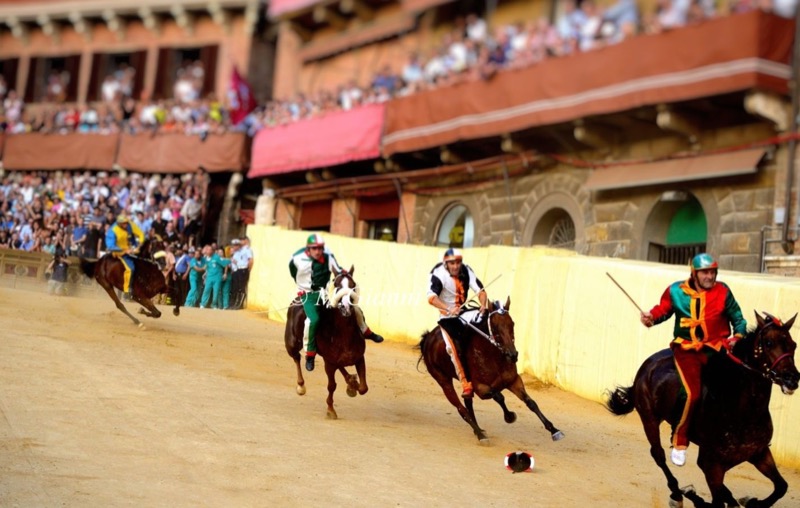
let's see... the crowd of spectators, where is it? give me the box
[0,169,258,304]
[1,0,795,139]
[0,170,206,257]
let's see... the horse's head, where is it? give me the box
[487,297,518,363]
[329,265,357,317]
[139,237,165,262]
[751,311,799,394]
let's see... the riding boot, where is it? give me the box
[305,352,316,372]
[442,330,472,398]
[460,378,474,398]
[368,333,384,343]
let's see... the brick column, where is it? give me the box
[397,192,417,244]
[275,199,298,229]
[331,198,358,237]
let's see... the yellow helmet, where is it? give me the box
[117,214,129,223]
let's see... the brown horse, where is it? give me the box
[606,311,799,508]
[417,297,565,444]
[284,266,368,419]
[80,239,181,327]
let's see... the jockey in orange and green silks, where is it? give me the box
[640,252,747,467]
[105,214,145,297]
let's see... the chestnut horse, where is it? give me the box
[606,311,799,508]
[417,298,565,445]
[284,266,368,419]
[80,239,181,327]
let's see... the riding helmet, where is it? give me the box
[117,214,129,223]
[690,253,718,272]
[307,233,325,248]
[443,248,463,262]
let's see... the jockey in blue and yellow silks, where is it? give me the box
[105,214,145,297]
[640,253,747,468]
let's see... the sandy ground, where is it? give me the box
[2,287,800,508]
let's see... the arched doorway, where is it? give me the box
[645,192,707,265]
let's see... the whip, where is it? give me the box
[606,272,645,314]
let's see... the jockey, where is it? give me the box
[105,213,145,298]
[289,233,384,372]
[640,252,747,467]
[427,247,488,398]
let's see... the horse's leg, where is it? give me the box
[434,376,488,443]
[135,296,162,319]
[99,279,141,326]
[337,366,359,397]
[506,376,564,441]
[739,447,788,508]
[354,357,368,396]
[491,392,517,424]
[324,360,338,420]
[639,413,685,507]
[699,462,731,508]
[286,308,306,396]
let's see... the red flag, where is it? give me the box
[228,66,257,126]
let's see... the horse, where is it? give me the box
[606,311,799,508]
[80,238,182,327]
[284,265,368,419]
[417,297,565,445]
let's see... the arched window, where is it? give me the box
[531,208,575,249]
[436,204,474,248]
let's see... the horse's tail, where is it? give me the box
[605,385,635,416]
[79,258,97,279]
[415,330,432,372]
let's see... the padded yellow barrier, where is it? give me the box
[247,225,800,466]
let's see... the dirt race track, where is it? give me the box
[3,287,800,508]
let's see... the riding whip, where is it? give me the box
[606,272,645,314]
[457,273,503,311]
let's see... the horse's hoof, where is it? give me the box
[477,437,491,446]
[173,309,180,316]
[137,323,145,330]
[551,430,565,441]
[680,485,695,496]
[346,386,357,397]
[738,496,755,507]
[296,385,306,396]
[668,498,683,508]
[326,409,338,420]
[505,412,517,424]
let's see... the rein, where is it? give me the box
[728,320,793,382]
[459,307,508,354]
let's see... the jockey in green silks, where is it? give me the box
[289,233,384,372]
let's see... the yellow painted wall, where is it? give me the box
[247,225,800,466]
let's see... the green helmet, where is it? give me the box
[306,233,324,248]
[690,253,718,272]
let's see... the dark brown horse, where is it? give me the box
[606,311,799,508]
[285,266,368,419]
[80,239,181,327]
[417,297,565,444]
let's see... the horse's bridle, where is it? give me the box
[732,319,796,383]
[460,305,512,356]
[753,319,796,382]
